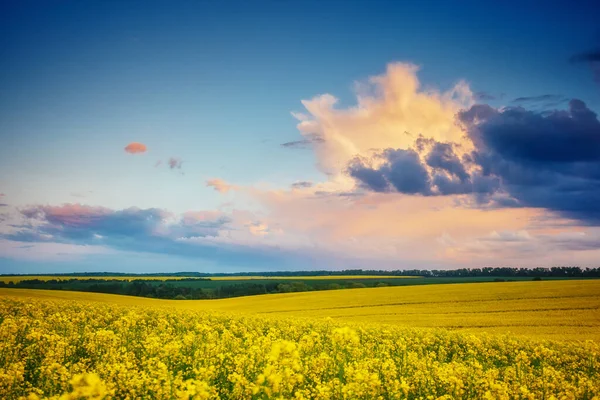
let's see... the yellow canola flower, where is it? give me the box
[1,295,599,400]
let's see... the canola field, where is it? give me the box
[1,280,599,399]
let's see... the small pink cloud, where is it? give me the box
[124,142,148,154]
[0,193,4,197]
[206,178,235,193]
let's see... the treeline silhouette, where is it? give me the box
[2,266,599,278]
[402,266,600,277]
[0,278,386,300]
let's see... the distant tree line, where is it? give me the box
[0,278,384,300]
[401,267,600,278]
[2,266,599,278]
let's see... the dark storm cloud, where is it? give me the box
[383,149,432,194]
[348,140,500,197]
[425,142,469,182]
[348,149,431,195]
[347,99,600,223]
[460,99,600,222]
[461,100,600,163]
[347,158,390,192]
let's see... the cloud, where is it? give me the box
[346,141,497,197]
[462,100,600,163]
[340,93,600,224]
[168,157,183,169]
[291,181,313,189]
[438,228,600,265]
[1,203,366,269]
[247,222,269,236]
[154,160,162,167]
[206,179,236,193]
[511,94,565,103]
[2,204,234,257]
[124,142,147,154]
[281,134,325,149]
[0,193,5,197]
[424,141,469,183]
[458,99,600,221]
[348,149,432,194]
[291,62,474,177]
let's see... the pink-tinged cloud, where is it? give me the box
[124,142,148,154]
[21,204,114,228]
[206,178,236,193]
[0,193,4,197]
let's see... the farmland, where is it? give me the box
[1,280,599,399]
[2,279,599,340]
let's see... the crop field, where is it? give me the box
[1,280,599,399]
[3,280,599,341]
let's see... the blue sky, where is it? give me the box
[1,0,600,273]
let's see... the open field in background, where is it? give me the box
[3,279,599,341]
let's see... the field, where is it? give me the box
[3,280,599,341]
[1,280,599,399]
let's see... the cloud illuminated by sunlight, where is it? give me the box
[206,179,236,193]
[124,142,148,154]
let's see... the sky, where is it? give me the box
[1,0,600,273]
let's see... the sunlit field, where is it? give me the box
[3,280,598,341]
[1,280,599,399]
